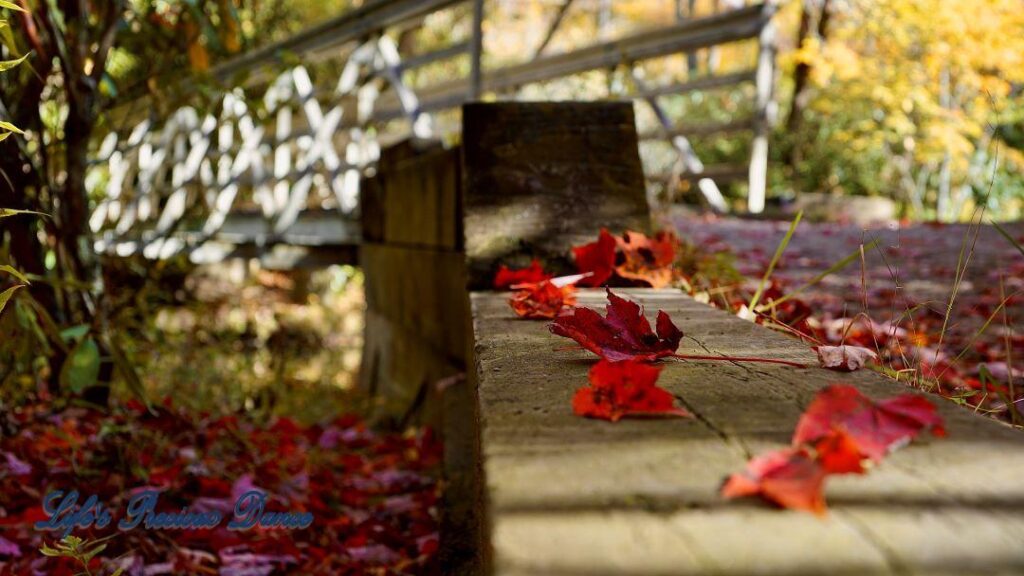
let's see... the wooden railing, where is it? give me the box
[89,0,778,267]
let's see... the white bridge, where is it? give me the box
[88,0,777,268]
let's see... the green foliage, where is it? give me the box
[0,207,46,219]
[0,263,28,284]
[60,336,101,394]
[0,50,26,71]
[39,535,124,576]
[0,14,22,141]
[0,284,21,316]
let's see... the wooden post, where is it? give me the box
[748,15,776,214]
[632,69,728,212]
[461,102,652,288]
[470,0,485,100]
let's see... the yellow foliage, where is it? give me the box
[787,0,1024,215]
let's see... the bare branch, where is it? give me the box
[90,0,125,84]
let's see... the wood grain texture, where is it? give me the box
[470,288,1024,576]
[461,102,652,289]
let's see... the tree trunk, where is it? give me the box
[64,94,113,406]
[784,0,832,170]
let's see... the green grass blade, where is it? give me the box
[748,210,802,311]
[0,207,47,219]
[992,220,1024,259]
[761,238,879,311]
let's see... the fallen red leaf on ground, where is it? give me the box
[812,428,868,474]
[792,385,945,462]
[572,229,617,287]
[0,401,443,575]
[549,289,683,361]
[721,448,828,515]
[493,259,552,289]
[615,230,677,288]
[509,280,577,319]
[813,345,879,371]
[572,359,691,422]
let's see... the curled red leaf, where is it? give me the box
[572,229,617,287]
[721,448,828,515]
[792,385,945,462]
[493,259,552,290]
[572,359,691,421]
[509,281,577,319]
[549,289,684,361]
[615,230,677,288]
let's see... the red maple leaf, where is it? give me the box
[493,259,552,290]
[615,230,677,288]
[509,281,577,319]
[572,359,691,421]
[721,448,828,515]
[549,289,684,361]
[792,385,946,462]
[572,229,616,287]
[811,427,868,474]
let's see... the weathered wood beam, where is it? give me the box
[638,117,754,140]
[472,288,1024,574]
[217,0,464,83]
[647,162,749,183]
[748,17,777,214]
[633,69,756,100]
[362,3,774,126]
[97,208,360,262]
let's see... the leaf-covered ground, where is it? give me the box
[671,213,1024,423]
[1,264,443,575]
[0,401,442,574]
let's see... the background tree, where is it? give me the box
[0,0,349,404]
[774,0,1024,219]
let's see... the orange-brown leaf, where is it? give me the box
[615,230,677,288]
[509,281,576,319]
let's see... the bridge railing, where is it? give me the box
[89,0,778,264]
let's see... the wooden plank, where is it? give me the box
[363,5,774,128]
[359,309,458,427]
[648,163,749,183]
[461,102,651,288]
[633,69,757,99]
[361,173,386,243]
[98,209,361,267]
[383,148,461,249]
[359,242,469,361]
[748,18,777,214]
[638,117,754,140]
[397,41,471,73]
[470,288,1024,575]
